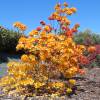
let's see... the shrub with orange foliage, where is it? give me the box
[0,2,91,97]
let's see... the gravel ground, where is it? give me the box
[0,53,100,100]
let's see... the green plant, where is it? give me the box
[0,27,22,52]
[96,54,100,66]
[91,34,100,44]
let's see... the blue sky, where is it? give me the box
[0,0,100,34]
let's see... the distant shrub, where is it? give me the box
[74,29,100,45]
[0,26,22,52]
